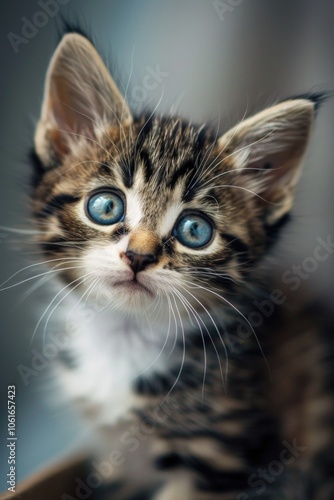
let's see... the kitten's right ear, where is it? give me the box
[35,33,132,167]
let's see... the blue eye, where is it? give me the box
[86,191,125,225]
[173,213,214,248]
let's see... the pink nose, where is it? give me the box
[124,251,157,274]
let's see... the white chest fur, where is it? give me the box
[57,304,182,426]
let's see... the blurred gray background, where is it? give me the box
[0,0,333,490]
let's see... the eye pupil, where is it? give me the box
[86,191,124,226]
[190,222,199,237]
[105,201,113,214]
[174,214,213,249]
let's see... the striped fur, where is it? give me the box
[29,33,333,499]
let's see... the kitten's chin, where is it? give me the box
[93,275,157,312]
[113,279,154,297]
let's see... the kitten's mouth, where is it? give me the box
[112,278,154,296]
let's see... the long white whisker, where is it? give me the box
[54,92,122,161]
[182,279,272,381]
[136,292,173,378]
[15,273,56,306]
[194,101,249,186]
[0,226,43,235]
[42,273,94,346]
[168,284,208,399]
[178,282,228,388]
[206,184,276,204]
[67,277,100,323]
[0,266,87,292]
[30,272,93,346]
[163,288,186,401]
[0,257,84,288]
[200,127,278,189]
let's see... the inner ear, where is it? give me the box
[35,33,133,167]
[219,99,314,171]
[217,99,315,224]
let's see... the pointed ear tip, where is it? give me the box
[275,98,316,125]
[281,97,314,111]
[58,32,91,50]
[295,99,316,116]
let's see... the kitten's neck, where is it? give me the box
[57,293,243,425]
[59,304,186,424]
[68,294,236,360]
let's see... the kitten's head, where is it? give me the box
[32,34,317,313]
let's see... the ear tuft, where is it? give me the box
[282,90,331,115]
[56,14,95,46]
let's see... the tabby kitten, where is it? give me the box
[31,33,333,499]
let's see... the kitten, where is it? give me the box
[30,33,333,499]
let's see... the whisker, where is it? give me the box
[182,279,272,381]
[205,184,276,205]
[30,272,92,346]
[136,293,174,378]
[163,287,186,401]
[193,101,250,187]
[54,89,122,160]
[200,127,278,189]
[15,273,56,306]
[0,257,80,288]
[42,273,94,346]
[178,283,228,386]
[0,225,43,235]
[168,284,208,399]
[0,266,87,292]
[172,283,227,395]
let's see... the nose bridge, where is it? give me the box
[127,228,160,256]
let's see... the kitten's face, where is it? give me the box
[33,117,260,311]
[32,34,315,314]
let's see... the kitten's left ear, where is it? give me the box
[218,98,316,225]
[35,33,133,167]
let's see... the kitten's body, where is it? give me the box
[28,33,334,499]
[57,291,333,500]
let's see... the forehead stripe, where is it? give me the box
[167,159,196,190]
[37,194,79,218]
[221,233,249,258]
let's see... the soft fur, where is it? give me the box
[30,33,334,499]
